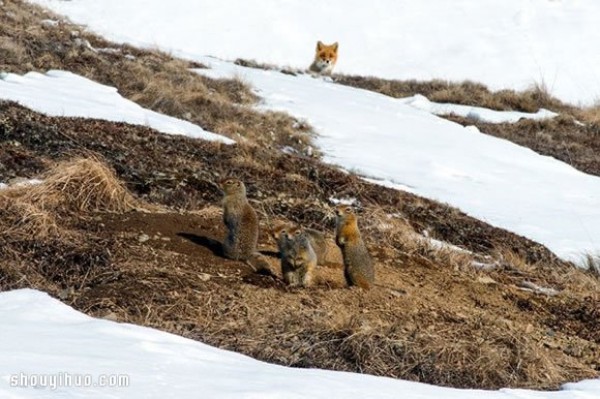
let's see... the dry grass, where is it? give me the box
[0,157,123,293]
[22,157,139,214]
[0,196,59,240]
[0,156,138,241]
[583,254,600,279]
[0,0,315,154]
[333,75,573,114]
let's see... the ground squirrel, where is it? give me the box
[280,227,317,287]
[335,205,374,289]
[220,178,259,261]
[271,222,293,256]
[272,223,327,266]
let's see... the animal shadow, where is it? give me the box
[178,232,223,257]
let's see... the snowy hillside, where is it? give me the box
[18,0,600,262]
[195,58,600,263]
[2,62,596,262]
[2,1,598,398]
[1,289,598,399]
[30,0,600,106]
[0,70,232,143]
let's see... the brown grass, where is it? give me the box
[333,75,573,114]
[0,0,315,154]
[0,196,60,240]
[0,156,137,240]
[22,157,139,214]
[0,157,123,293]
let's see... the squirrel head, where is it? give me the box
[219,178,246,196]
[289,226,303,238]
[335,205,357,224]
[272,223,292,241]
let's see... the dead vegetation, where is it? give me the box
[583,254,600,279]
[0,0,315,154]
[0,156,137,239]
[0,103,598,390]
[0,157,122,295]
[334,75,573,114]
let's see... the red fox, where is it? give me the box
[309,41,338,75]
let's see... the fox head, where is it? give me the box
[315,41,338,66]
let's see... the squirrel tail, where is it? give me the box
[246,253,275,276]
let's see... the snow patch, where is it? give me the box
[0,70,233,144]
[1,288,599,399]
[401,94,558,124]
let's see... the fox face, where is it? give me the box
[310,41,338,75]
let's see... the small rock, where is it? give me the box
[477,276,497,285]
[103,312,119,322]
[543,340,560,350]
[388,288,406,298]
[198,273,211,282]
[138,233,150,243]
[58,287,74,300]
[525,323,535,334]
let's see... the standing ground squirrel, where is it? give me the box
[220,178,259,261]
[335,205,374,289]
[280,227,317,287]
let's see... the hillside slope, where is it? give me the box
[1,102,598,391]
[0,0,599,396]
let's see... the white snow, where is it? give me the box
[0,70,233,144]
[195,58,600,264]
[28,0,600,106]
[401,94,558,124]
[1,289,598,399]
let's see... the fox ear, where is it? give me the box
[332,42,339,51]
[316,41,324,51]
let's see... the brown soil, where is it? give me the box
[0,102,598,390]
